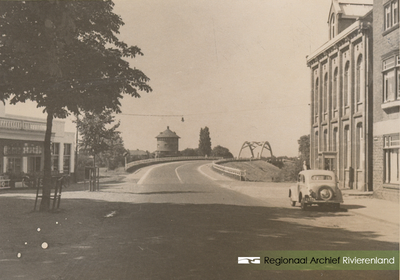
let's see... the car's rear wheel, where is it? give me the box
[318,186,334,201]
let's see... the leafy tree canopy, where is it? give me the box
[180,148,199,157]
[97,132,126,170]
[76,109,120,159]
[211,145,233,158]
[298,135,310,165]
[0,0,151,116]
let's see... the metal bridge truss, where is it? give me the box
[238,141,273,159]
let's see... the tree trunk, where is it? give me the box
[39,109,54,211]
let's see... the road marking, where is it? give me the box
[197,164,217,181]
[175,163,192,184]
[137,165,158,185]
[137,162,192,185]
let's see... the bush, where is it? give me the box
[277,159,303,182]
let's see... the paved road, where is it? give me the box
[3,161,398,279]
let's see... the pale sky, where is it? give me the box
[6,0,332,157]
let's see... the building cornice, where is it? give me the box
[306,19,371,67]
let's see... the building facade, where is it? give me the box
[372,0,400,200]
[155,126,180,157]
[306,0,374,190]
[0,103,75,180]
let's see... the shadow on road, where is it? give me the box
[0,194,398,280]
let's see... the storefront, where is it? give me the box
[1,140,43,174]
[0,103,75,180]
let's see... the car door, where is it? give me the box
[298,174,306,198]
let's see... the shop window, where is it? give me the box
[7,157,21,173]
[28,157,41,173]
[51,143,60,172]
[63,143,71,173]
[63,157,70,173]
[64,143,71,156]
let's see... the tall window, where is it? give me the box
[356,55,363,104]
[330,14,335,39]
[323,73,328,120]
[343,62,350,109]
[332,127,338,152]
[383,55,400,103]
[384,134,400,184]
[344,126,350,169]
[51,143,60,172]
[323,129,328,151]
[314,78,319,123]
[384,0,399,31]
[332,68,338,112]
[356,123,363,169]
[63,143,71,173]
[314,131,319,162]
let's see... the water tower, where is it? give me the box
[155,126,180,157]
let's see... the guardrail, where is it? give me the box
[125,156,222,172]
[212,159,247,181]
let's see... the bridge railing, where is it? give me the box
[212,159,247,181]
[125,156,222,172]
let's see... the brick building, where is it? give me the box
[306,0,374,190]
[372,0,400,200]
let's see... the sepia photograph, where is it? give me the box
[0,0,399,279]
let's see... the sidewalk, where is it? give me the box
[200,164,400,227]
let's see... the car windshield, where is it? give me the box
[311,175,332,181]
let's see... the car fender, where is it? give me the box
[335,188,344,203]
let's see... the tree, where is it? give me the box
[279,159,303,181]
[211,145,233,158]
[76,110,121,168]
[0,1,151,210]
[98,133,126,170]
[198,127,212,156]
[298,135,310,166]
[180,148,199,157]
